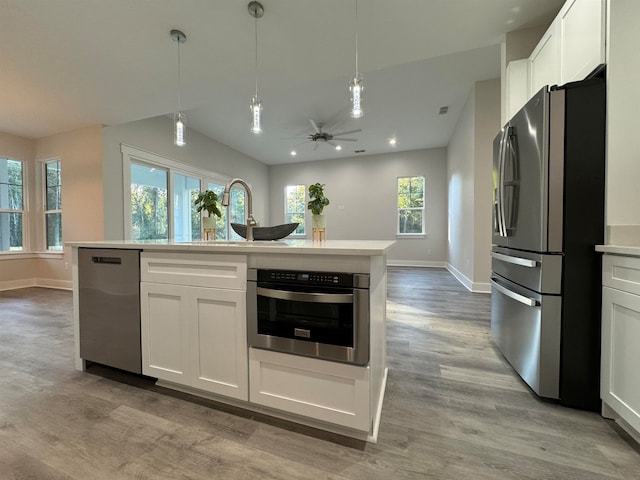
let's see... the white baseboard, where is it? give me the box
[387,260,447,268]
[0,278,72,291]
[446,263,490,294]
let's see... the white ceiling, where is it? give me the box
[0,0,564,165]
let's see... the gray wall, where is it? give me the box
[269,148,448,265]
[102,115,270,240]
[447,79,500,292]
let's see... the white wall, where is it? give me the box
[447,79,500,292]
[102,115,270,240]
[605,0,640,243]
[269,148,448,265]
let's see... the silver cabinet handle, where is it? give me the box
[491,279,539,307]
[491,252,537,268]
[256,287,353,304]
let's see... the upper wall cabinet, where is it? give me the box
[558,0,606,85]
[529,26,560,98]
[506,59,529,120]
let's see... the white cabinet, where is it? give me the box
[601,255,640,435]
[505,59,529,119]
[249,348,371,432]
[140,252,248,401]
[529,25,559,96]
[558,0,606,84]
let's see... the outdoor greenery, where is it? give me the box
[307,182,330,215]
[131,183,168,240]
[285,185,305,234]
[398,176,425,234]
[0,158,24,251]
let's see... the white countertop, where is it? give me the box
[596,245,640,257]
[66,239,395,256]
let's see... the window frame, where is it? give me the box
[122,144,247,241]
[284,184,306,237]
[397,175,426,237]
[42,158,63,251]
[0,157,26,253]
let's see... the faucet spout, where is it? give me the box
[222,178,257,241]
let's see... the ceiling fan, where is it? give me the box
[286,119,361,151]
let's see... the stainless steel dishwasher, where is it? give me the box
[78,248,142,374]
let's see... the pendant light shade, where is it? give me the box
[170,29,187,146]
[349,0,363,118]
[248,1,264,134]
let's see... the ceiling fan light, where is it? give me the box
[174,112,186,146]
[349,74,363,119]
[250,96,262,134]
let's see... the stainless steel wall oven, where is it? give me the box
[247,269,370,365]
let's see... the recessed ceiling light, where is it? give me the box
[335,145,342,151]
[290,150,297,156]
[389,138,397,146]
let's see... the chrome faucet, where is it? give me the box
[221,178,258,242]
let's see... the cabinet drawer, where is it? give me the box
[603,255,640,295]
[141,252,247,290]
[249,348,371,432]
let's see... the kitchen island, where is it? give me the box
[68,239,394,441]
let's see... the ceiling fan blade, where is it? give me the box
[331,128,362,137]
[332,137,358,141]
[309,119,321,134]
[313,142,320,151]
[280,136,308,140]
[326,141,338,147]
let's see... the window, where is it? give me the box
[285,185,306,235]
[0,158,24,252]
[173,173,201,242]
[130,163,168,240]
[44,160,62,251]
[123,145,248,242]
[397,176,425,235]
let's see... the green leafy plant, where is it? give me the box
[307,182,330,215]
[193,190,222,218]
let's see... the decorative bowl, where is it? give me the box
[231,223,299,241]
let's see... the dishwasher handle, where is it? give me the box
[92,256,122,265]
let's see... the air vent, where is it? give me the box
[439,106,449,115]
[355,149,366,153]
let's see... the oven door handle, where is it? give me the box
[256,287,353,304]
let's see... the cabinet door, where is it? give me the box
[189,287,248,400]
[601,286,640,433]
[140,283,190,383]
[506,59,529,120]
[529,24,559,96]
[559,0,605,84]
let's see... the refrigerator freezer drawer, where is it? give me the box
[490,275,561,399]
[491,246,562,294]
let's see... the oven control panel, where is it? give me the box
[256,269,357,288]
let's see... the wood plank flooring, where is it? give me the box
[1,268,639,479]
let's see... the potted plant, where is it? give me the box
[194,190,222,233]
[307,182,330,230]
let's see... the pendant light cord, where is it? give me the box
[354,0,359,76]
[177,37,182,112]
[254,15,259,97]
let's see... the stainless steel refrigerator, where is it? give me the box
[490,74,605,411]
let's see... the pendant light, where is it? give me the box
[170,29,187,146]
[349,0,363,119]
[248,1,264,134]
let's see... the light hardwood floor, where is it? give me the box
[0,268,639,479]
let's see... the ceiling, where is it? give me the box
[0,0,564,165]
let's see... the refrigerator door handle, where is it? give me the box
[491,279,539,307]
[490,252,538,268]
[498,127,510,237]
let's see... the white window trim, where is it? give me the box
[397,176,425,236]
[121,144,247,241]
[0,156,28,254]
[284,184,306,238]
[41,157,63,251]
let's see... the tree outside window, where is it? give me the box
[0,158,24,252]
[130,163,168,241]
[44,160,63,251]
[285,185,306,235]
[398,176,425,235]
